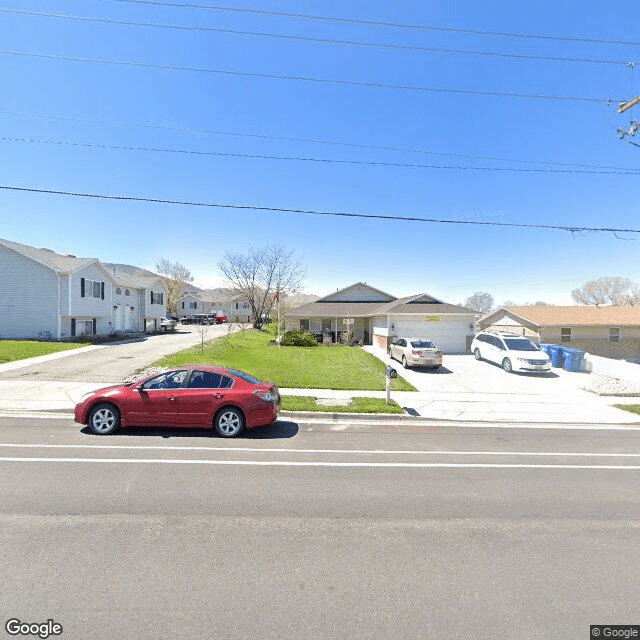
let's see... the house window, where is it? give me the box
[190,302,197,309]
[300,319,310,332]
[182,302,185,310]
[321,319,332,333]
[81,278,104,299]
[115,287,122,295]
[125,289,130,296]
[150,291,164,305]
[610,328,620,343]
[560,328,572,343]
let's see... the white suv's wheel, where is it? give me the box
[502,358,513,373]
[474,348,482,361]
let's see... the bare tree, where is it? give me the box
[155,259,194,315]
[218,244,306,328]
[464,292,494,315]
[571,277,636,306]
[196,322,209,355]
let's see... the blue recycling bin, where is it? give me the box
[547,345,564,368]
[538,343,552,356]
[562,347,585,372]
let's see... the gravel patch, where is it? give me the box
[581,374,640,397]
[123,366,167,384]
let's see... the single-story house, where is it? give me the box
[478,306,640,359]
[0,237,168,340]
[286,282,477,354]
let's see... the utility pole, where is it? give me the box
[617,96,640,146]
[618,96,640,114]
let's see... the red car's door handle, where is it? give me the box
[214,393,223,399]
[167,396,177,402]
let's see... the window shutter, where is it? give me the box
[101,282,105,300]
[160,292,164,306]
[93,318,97,335]
[150,291,154,305]
[80,278,85,297]
[182,301,184,309]
[71,318,76,336]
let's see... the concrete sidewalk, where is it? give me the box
[0,379,638,426]
[0,344,638,425]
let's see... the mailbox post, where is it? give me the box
[385,365,397,404]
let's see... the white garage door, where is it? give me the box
[393,318,467,354]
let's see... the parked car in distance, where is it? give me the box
[160,316,177,332]
[75,366,280,438]
[471,331,551,373]
[215,315,227,324]
[389,337,443,369]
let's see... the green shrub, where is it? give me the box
[281,330,319,347]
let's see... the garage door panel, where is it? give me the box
[394,319,467,354]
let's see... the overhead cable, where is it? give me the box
[0,50,616,103]
[0,9,630,66]
[2,184,639,235]
[1,108,633,172]
[3,135,639,175]
[109,0,640,47]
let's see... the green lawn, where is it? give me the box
[0,340,85,365]
[614,404,640,415]
[157,328,416,391]
[282,396,404,414]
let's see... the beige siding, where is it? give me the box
[541,325,640,358]
[0,244,60,339]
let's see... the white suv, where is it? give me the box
[470,332,551,373]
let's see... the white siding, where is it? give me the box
[0,244,60,339]
[69,265,111,319]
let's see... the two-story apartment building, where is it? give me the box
[0,238,168,340]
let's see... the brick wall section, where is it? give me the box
[569,339,640,360]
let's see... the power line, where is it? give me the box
[0,8,631,67]
[2,184,640,235]
[109,0,640,47]
[3,109,635,172]
[0,50,617,103]
[3,135,640,175]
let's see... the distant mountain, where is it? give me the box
[282,292,320,307]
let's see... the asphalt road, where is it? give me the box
[0,325,230,383]
[1,416,639,640]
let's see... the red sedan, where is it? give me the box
[75,366,280,438]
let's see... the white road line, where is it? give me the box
[1,443,640,458]
[1,457,640,469]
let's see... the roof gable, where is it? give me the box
[481,305,640,327]
[0,237,99,274]
[319,282,395,303]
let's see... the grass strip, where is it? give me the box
[157,328,416,391]
[282,395,404,414]
[0,340,85,364]
[614,404,640,415]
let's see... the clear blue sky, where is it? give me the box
[2,0,639,305]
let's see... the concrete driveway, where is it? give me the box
[0,325,236,412]
[363,347,640,425]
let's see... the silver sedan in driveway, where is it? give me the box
[389,337,443,369]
